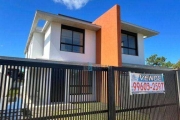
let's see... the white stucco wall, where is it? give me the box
[26,41,33,58]
[26,21,147,66]
[122,33,145,65]
[31,32,44,59]
[49,22,96,63]
[26,32,44,59]
[43,25,51,59]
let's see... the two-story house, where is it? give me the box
[24,5,158,66]
[23,5,158,106]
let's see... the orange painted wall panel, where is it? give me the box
[93,4,122,67]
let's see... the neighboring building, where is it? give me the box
[23,5,158,106]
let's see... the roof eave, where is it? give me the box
[121,21,159,38]
[24,10,101,54]
[24,11,39,54]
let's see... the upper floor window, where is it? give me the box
[121,30,138,56]
[60,25,85,53]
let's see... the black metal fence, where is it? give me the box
[113,67,179,120]
[0,56,179,120]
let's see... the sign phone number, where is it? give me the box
[129,72,165,95]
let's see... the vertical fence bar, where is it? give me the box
[6,65,12,120]
[176,70,180,120]
[29,67,33,118]
[105,70,107,119]
[18,66,22,119]
[47,68,51,118]
[26,67,29,118]
[43,68,47,118]
[107,66,115,120]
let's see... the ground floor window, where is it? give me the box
[50,69,94,102]
[69,70,93,95]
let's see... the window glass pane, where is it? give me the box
[61,44,72,52]
[82,77,92,85]
[122,48,128,54]
[73,46,83,53]
[80,71,92,85]
[69,87,81,94]
[73,32,83,45]
[128,36,136,48]
[74,70,80,85]
[129,49,136,55]
[69,70,80,85]
[61,29,72,44]
[121,31,138,56]
[61,37,72,44]
[69,71,93,94]
[122,34,128,47]
[82,87,92,94]
[88,72,92,85]
[61,26,84,53]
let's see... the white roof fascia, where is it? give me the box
[121,21,159,38]
[24,10,101,54]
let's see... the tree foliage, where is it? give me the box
[173,60,180,69]
[164,61,174,68]
[146,54,173,68]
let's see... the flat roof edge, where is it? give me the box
[36,10,101,28]
[24,10,101,54]
[121,21,159,37]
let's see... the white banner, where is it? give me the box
[129,72,165,95]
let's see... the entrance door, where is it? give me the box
[50,69,65,102]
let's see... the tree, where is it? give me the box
[164,61,174,68]
[173,60,180,69]
[146,54,173,68]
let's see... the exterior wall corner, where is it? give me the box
[93,4,122,67]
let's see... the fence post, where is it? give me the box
[108,66,116,120]
[176,70,180,120]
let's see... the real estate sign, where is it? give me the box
[129,72,165,95]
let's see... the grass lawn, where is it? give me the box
[30,102,150,120]
[53,102,108,120]
[116,110,150,120]
[7,88,19,97]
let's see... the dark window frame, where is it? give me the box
[69,70,93,95]
[60,25,85,53]
[121,30,138,56]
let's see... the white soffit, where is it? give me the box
[24,10,101,53]
[121,21,159,38]
[35,10,101,31]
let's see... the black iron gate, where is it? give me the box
[112,67,180,120]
